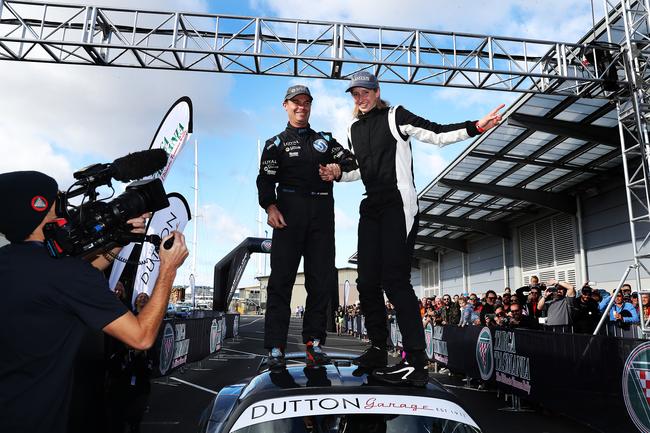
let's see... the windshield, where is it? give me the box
[227,394,479,433]
[231,414,480,433]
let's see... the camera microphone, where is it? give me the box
[112,149,169,182]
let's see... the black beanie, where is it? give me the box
[0,171,58,242]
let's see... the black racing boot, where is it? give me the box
[352,345,388,369]
[267,347,286,370]
[305,339,330,367]
[372,350,429,386]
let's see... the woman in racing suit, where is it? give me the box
[322,71,504,385]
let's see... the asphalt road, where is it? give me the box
[140,316,600,433]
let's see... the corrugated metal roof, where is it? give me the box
[415,90,620,255]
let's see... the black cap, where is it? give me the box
[284,85,313,102]
[581,285,593,295]
[345,71,379,92]
[0,171,58,242]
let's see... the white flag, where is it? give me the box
[131,193,191,307]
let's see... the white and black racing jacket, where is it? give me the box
[341,105,480,233]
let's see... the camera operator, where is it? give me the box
[537,278,576,329]
[0,171,189,433]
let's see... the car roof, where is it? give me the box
[237,353,450,401]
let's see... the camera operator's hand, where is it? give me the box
[89,212,153,271]
[126,212,151,235]
[159,231,189,272]
[104,230,188,352]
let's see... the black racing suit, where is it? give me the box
[341,105,479,353]
[257,122,357,349]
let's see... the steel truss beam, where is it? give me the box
[439,179,577,215]
[419,214,510,238]
[0,0,625,96]
[416,236,467,253]
[602,0,650,333]
[507,113,623,147]
[467,149,607,174]
[419,195,534,213]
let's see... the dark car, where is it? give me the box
[174,305,192,319]
[200,353,481,433]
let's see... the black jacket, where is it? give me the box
[257,123,357,209]
[572,297,601,334]
[345,106,479,195]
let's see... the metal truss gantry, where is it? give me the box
[602,0,650,333]
[0,0,624,96]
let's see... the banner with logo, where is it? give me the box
[153,312,225,377]
[426,324,644,433]
[225,313,240,338]
[150,96,193,181]
[109,96,193,291]
[343,280,350,307]
[131,193,192,306]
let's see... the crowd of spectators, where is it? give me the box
[333,277,648,338]
[412,277,646,335]
[335,304,368,340]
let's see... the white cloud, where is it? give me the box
[200,202,255,244]
[1,0,249,181]
[251,0,597,43]
[0,125,74,185]
[435,88,518,111]
[334,206,356,231]
[412,144,450,183]
[174,202,256,285]
[1,60,238,157]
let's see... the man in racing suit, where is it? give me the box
[257,84,357,368]
[322,71,504,385]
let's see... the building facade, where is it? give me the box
[251,267,359,313]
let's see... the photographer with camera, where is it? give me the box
[537,278,576,329]
[0,171,189,433]
[608,289,639,329]
[515,275,544,317]
[507,301,539,329]
[479,290,498,325]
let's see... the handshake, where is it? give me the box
[319,164,341,181]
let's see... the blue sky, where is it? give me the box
[1,0,602,287]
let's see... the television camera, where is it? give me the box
[43,149,171,258]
